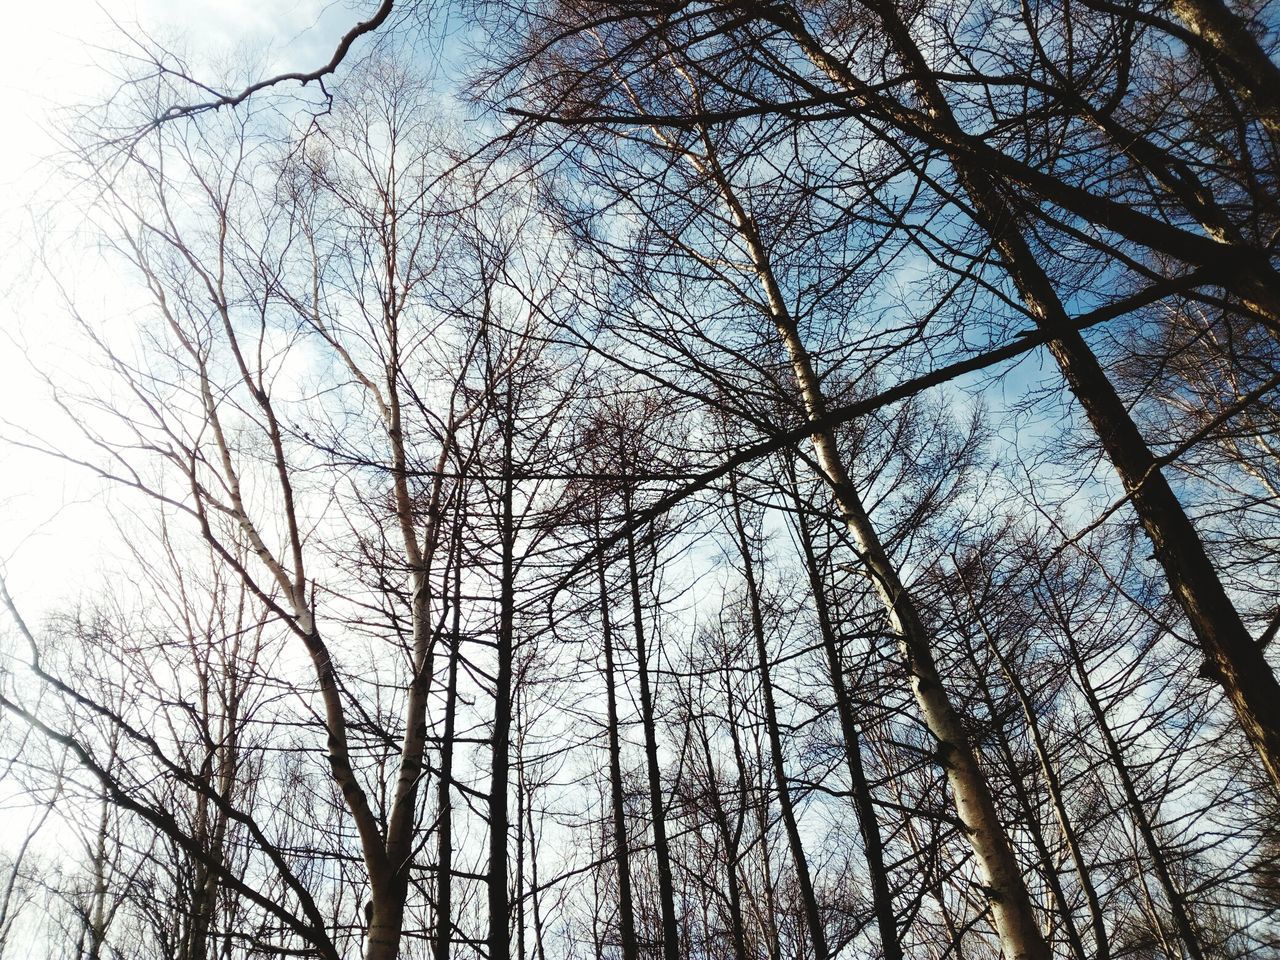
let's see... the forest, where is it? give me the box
[1,0,1279,957]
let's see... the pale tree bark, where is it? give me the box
[115,189,399,960]
[0,756,56,960]
[83,790,113,960]
[365,313,467,960]
[960,639,1089,960]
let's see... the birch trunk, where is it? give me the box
[966,650,1088,960]
[596,517,641,960]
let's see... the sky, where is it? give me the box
[0,1,371,619]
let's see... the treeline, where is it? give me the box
[2,1,1280,959]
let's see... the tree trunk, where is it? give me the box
[964,645,1089,960]
[435,526,463,960]
[1058,611,1204,960]
[1170,0,1280,136]
[729,477,829,960]
[596,518,642,960]
[787,472,902,960]
[489,406,516,960]
[693,707,750,960]
[622,505,681,960]
[364,891,408,960]
[85,792,112,960]
[965,586,1111,960]
[727,681,782,960]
